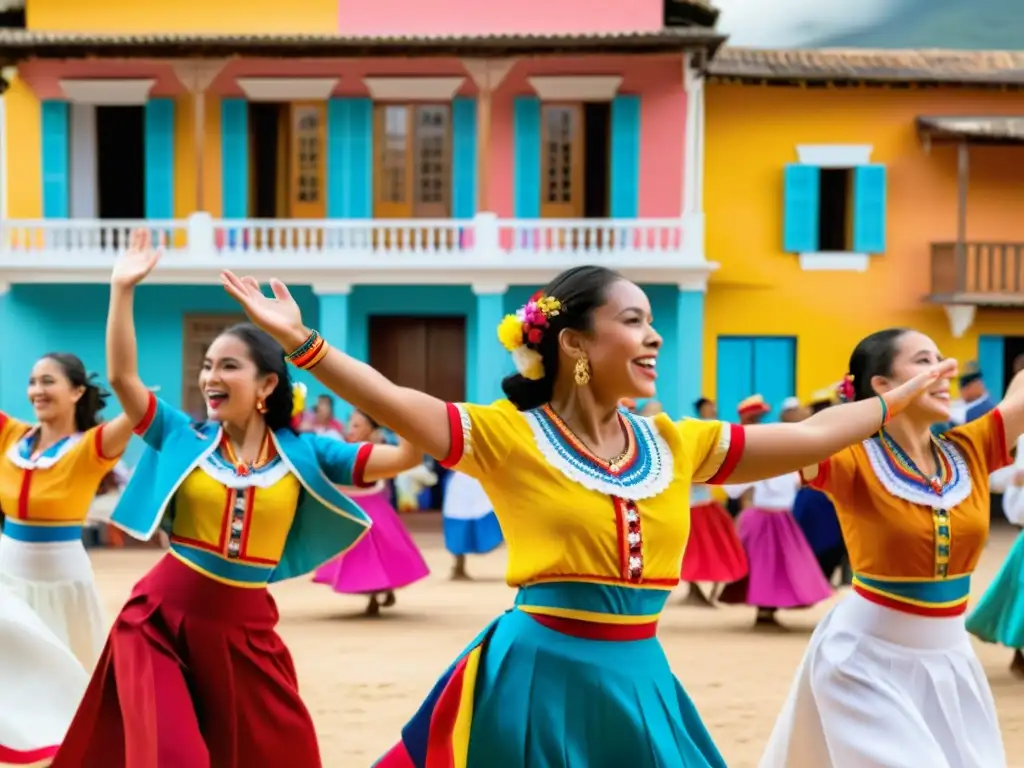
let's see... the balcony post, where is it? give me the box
[955,140,969,292]
[172,61,227,213]
[462,60,514,214]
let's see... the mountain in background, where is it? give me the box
[817,0,1024,49]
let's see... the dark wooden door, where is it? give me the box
[369,316,466,403]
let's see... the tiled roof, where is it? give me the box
[0,28,725,62]
[708,47,1024,86]
[918,116,1024,143]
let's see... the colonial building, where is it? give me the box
[0,0,720,428]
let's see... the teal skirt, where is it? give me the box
[375,608,726,768]
[967,529,1024,648]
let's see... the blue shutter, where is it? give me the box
[782,164,819,253]
[144,98,175,219]
[220,98,248,219]
[610,94,641,218]
[753,337,796,423]
[326,99,346,218]
[41,100,69,219]
[513,96,541,218]
[326,98,373,219]
[978,335,1005,401]
[716,337,753,422]
[852,164,887,254]
[452,97,478,218]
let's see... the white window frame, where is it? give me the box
[794,144,875,273]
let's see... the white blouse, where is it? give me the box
[723,473,800,510]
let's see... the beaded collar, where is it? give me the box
[6,429,82,471]
[863,432,971,510]
[523,405,672,501]
[199,432,290,490]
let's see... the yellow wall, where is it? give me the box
[6,77,42,218]
[704,83,1024,401]
[28,0,338,33]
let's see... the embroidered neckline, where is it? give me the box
[200,430,291,490]
[6,429,83,471]
[879,432,952,495]
[863,435,971,510]
[523,407,672,501]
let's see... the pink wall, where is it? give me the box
[20,53,686,218]
[335,0,664,36]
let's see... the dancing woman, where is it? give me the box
[761,328,1018,768]
[53,230,422,768]
[220,266,951,768]
[0,354,133,765]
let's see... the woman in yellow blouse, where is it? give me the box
[53,231,422,768]
[761,328,1020,768]
[222,266,952,768]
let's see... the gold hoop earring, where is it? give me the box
[574,356,591,386]
[256,399,267,414]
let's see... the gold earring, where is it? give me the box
[574,356,591,386]
[256,399,267,414]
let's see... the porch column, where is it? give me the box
[0,282,10,411]
[955,140,969,291]
[172,61,226,212]
[0,69,11,221]
[682,54,706,261]
[472,283,507,404]
[674,280,707,420]
[462,60,514,212]
[313,284,351,413]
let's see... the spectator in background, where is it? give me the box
[298,393,345,440]
[961,361,995,424]
[694,397,717,420]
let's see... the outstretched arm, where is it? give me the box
[221,273,452,460]
[996,368,1024,448]
[362,437,424,483]
[725,359,957,485]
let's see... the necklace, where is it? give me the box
[543,405,634,471]
[220,432,273,476]
[879,431,948,495]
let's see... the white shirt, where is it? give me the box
[1001,435,1024,525]
[723,473,800,510]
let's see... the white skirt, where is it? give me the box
[0,587,88,766]
[760,591,1005,768]
[0,536,107,669]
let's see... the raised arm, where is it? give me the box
[106,229,162,428]
[362,436,424,483]
[725,359,956,485]
[996,367,1024,448]
[220,273,452,460]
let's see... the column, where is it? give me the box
[0,283,10,411]
[311,284,351,413]
[472,283,507,404]
[675,282,706,420]
[461,60,514,213]
[171,61,225,212]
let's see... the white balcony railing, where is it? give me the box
[0,212,709,284]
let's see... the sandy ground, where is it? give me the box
[88,521,1024,768]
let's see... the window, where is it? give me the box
[373,104,452,218]
[540,104,584,218]
[715,336,797,424]
[782,145,886,271]
[289,102,326,219]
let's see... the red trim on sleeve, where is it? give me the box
[991,408,1012,468]
[351,443,375,488]
[133,392,158,436]
[439,402,465,469]
[801,460,830,490]
[706,423,745,485]
[94,424,110,460]
[0,413,7,430]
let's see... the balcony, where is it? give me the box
[929,242,1024,305]
[0,213,710,287]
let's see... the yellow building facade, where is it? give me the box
[702,48,1024,417]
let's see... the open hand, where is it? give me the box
[220,272,306,351]
[111,229,161,287]
[885,358,958,414]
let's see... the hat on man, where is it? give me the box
[958,361,983,388]
[737,394,771,418]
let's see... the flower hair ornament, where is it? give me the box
[836,374,856,403]
[496,290,563,380]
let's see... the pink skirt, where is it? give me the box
[718,507,832,609]
[313,484,430,594]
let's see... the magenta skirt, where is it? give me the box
[718,507,832,609]
[313,483,430,594]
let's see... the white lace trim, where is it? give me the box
[5,432,83,470]
[863,437,971,510]
[453,404,473,457]
[199,452,293,490]
[523,410,673,501]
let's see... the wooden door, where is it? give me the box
[374,105,414,219]
[368,316,466,403]
[182,314,247,419]
[289,102,327,220]
[540,104,584,219]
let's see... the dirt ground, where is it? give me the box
[89,522,1024,768]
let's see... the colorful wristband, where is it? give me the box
[877,394,891,429]
[286,330,330,371]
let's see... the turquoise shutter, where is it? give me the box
[451,97,477,218]
[144,98,175,219]
[610,94,641,218]
[220,98,248,219]
[715,337,753,423]
[782,164,819,253]
[513,96,541,218]
[41,100,69,218]
[753,337,796,423]
[978,336,1005,400]
[852,164,887,253]
[326,98,372,218]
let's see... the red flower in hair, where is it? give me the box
[527,328,543,344]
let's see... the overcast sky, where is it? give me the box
[714,0,896,46]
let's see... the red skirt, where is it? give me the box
[681,501,748,583]
[51,554,321,768]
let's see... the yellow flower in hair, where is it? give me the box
[497,314,524,351]
[536,296,562,316]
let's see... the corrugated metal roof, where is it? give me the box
[0,27,724,61]
[708,47,1024,86]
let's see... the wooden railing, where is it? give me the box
[930,242,1024,304]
